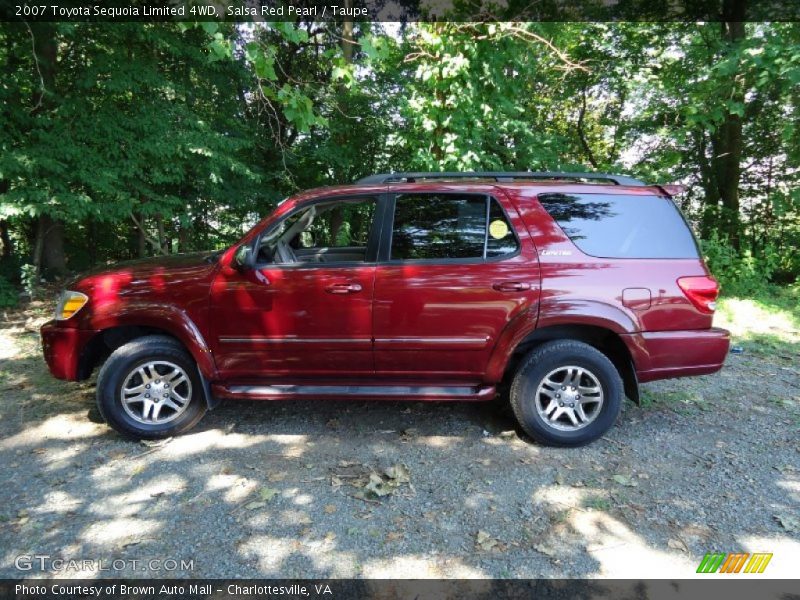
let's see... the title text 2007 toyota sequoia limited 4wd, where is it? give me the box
[41,172,730,446]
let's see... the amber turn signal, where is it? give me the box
[55,291,89,321]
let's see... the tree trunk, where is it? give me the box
[37,214,67,276]
[136,214,147,257]
[0,220,12,259]
[178,220,191,253]
[87,217,97,266]
[0,180,11,259]
[342,0,354,64]
[712,3,747,250]
[155,214,167,254]
[31,23,68,275]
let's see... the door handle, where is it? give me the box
[493,281,531,292]
[325,283,363,294]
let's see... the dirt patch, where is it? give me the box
[0,304,797,578]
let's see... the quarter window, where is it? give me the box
[537,193,700,259]
[390,194,519,261]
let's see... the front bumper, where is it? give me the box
[41,320,97,381]
[621,327,731,383]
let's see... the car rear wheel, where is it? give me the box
[96,335,207,440]
[510,340,623,447]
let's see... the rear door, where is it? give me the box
[372,189,540,381]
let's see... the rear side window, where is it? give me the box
[390,194,519,260]
[537,193,699,259]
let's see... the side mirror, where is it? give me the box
[232,244,253,271]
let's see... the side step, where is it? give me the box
[211,383,497,402]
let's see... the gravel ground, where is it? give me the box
[0,302,798,579]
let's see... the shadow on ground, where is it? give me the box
[0,308,797,579]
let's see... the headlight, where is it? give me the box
[55,290,89,321]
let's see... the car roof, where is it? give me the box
[288,181,667,202]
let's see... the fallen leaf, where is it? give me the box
[555,472,565,485]
[386,531,403,542]
[775,514,799,533]
[323,504,337,514]
[268,472,287,482]
[399,428,417,442]
[668,538,688,552]
[475,530,500,551]
[324,531,336,542]
[612,474,638,487]
[365,473,394,497]
[258,487,279,502]
[244,501,266,510]
[534,543,557,557]
[384,464,410,483]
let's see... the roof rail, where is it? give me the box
[356,171,647,186]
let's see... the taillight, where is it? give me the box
[677,276,719,314]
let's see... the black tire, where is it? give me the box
[96,335,208,440]
[510,340,623,447]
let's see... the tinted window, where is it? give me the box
[486,199,519,258]
[301,199,376,249]
[391,194,487,260]
[537,193,699,259]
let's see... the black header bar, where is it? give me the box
[2,0,799,22]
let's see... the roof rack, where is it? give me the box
[356,171,647,186]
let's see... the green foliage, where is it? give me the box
[0,276,18,309]
[0,21,797,288]
[19,264,38,298]
[701,233,780,296]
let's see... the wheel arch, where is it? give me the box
[79,324,219,410]
[78,306,217,380]
[502,323,639,404]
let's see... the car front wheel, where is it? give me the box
[96,335,208,440]
[510,340,623,447]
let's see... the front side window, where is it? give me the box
[390,194,519,261]
[256,197,377,265]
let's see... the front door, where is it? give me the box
[372,190,540,381]
[210,194,382,380]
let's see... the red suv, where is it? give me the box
[41,172,729,446]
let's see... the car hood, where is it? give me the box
[68,251,221,295]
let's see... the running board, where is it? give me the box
[212,383,497,402]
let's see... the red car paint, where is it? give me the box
[41,181,730,403]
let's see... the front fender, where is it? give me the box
[89,303,218,380]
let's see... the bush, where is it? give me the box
[0,276,19,309]
[700,233,780,296]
